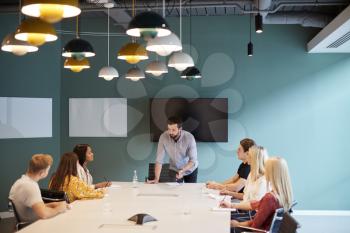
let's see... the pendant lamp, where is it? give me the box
[1,32,38,56]
[15,17,57,46]
[64,57,90,72]
[168,0,193,71]
[180,0,201,79]
[255,0,263,33]
[125,67,145,82]
[181,66,201,80]
[146,32,182,56]
[127,11,171,40]
[118,0,148,64]
[248,14,253,56]
[98,3,119,81]
[145,60,168,77]
[62,16,95,60]
[21,0,81,23]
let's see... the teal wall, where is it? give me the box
[1,14,350,211]
[0,15,62,210]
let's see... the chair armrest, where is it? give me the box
[236,226,268,233]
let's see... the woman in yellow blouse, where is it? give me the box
[49,152,105,203]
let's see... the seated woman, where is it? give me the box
[220,157,293,232]
[49,152,105,203]
[221,146,269,203]
[73,144,111,189]
[207,138,256,192]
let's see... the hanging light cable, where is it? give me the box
[168,0,194,71]
[98,3,119,81]
[248,13,253,56]
[118,0,148,64]
[1,0,38,55]
[181,0,201,80]
[62,15,95,60]
[145,0,168,77]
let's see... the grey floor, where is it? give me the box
[294,215,350,233]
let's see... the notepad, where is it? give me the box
[211,207,236,212]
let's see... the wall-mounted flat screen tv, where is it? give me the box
[150,98,228,142]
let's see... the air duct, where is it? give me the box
[264,12,333,28]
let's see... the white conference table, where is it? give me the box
[19,182,230,233]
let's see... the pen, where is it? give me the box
[219,195,226,207]
[103,176,110,188]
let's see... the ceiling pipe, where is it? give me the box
[264,12,333,28]
[0,1,347,14]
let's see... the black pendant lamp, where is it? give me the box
[180,0,201,80]
[62,16,95,60]
[181,66,201,80]
[248,14,253,57]
[127,4,171,40]
[255,0,263,33]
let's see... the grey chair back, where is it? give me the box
[148,163,172,182]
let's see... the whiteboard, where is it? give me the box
[69,98,127,137]
[0,97,52,139]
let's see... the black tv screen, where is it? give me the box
[150,98,228,142]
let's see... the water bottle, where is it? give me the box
[132,170,138,188]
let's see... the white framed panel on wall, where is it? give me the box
[69,98,127,137]
[0,97,52,139]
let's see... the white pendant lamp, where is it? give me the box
[168,51,193,71]
[146,33,182,56]
[1,32,38,56]
[125,67,145,82]
[98,3,119,81]
[145,60,168,77]
[168,0,193,71]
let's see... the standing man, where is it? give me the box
[148,117,198,183]
[9,154,68,223]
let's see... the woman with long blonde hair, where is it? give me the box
[221,146,269,204]
[221,157,293,232]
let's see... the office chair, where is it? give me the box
[233,207,300,233]
[8,199,31,231]
[147,163,173,182]
[40,189,69,203]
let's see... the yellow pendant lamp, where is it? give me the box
[21,0,81,23]
[64,57,90,72]
[15,18,57,46]
[117,42,148,64]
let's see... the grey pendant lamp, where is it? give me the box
[98,3,119,81]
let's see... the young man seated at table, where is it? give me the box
[9,154,69,223]
[206,138,256,193]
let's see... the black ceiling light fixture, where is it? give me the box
[255,0,263,33]
[62,16,95,60]
[248,14,253,57]
[126,0,171,41]
[180,0,201,80]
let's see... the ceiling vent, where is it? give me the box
[308,5,350,53]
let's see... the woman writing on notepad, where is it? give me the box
[220,157,293,232]
[73,144,111,189]
[220,146,269,214]
[49,152,105,203]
